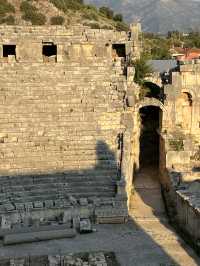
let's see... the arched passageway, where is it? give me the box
[131,106,165,221]
[139,106,162,169]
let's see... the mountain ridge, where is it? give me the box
[85,0,200,33]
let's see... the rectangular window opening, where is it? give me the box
[3,45,16,59]
[112,44,126,58]
[43,43,57,62]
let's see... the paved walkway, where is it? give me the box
[0,168,199,265]
[129,167,200,266]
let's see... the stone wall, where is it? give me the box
[0,25,135,176]
[163,171,200,254]
[0,25,138,225]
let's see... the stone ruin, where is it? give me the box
[0,23,141,246]
[0,22,199,259]
[0,252,119,266]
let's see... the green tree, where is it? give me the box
[99,6,114,19]
[113,13,123,22]
[133,57,152,84]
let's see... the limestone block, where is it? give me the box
[63,209,73,223]
[15,203,25,211]
[54,199,64,208]
[17,41,43,62]
[79,218,92,234]
[48,256,61,266]
[25,202,33,210]
[10,258,26,266]
[89,197,101,207]
[127,67,135,82]
[1,215,11,229]
[79,198,88,206]
[127,95,135,107]
[166,151,192,168]
[45,200,54,208]
[34,201,43,209]
[4,203,15,212]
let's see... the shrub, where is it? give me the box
[82,11,98,21]
[83,22,100,29]
[101,25,113,30]
[50,15,65,25]
[115,21,129,32]
[84,4,98,13]
[50,0,84,12]
[20,1,46,25]
[20,1,37,13]
[0,15,15,25]
[133,57,153,84]
[113,13,123,22]
[0,0,15,16]
[22,12,46,25]
[99,6,113,19]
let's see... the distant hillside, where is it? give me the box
[0,0,128,31]
[85,0,200,33]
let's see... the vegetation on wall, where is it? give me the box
[169,139,184,151]
[133,56,153,85]
[132,55,154,100]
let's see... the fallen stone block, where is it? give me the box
[0,224,72,239]
[79,218,92,234]
[4,228,76,245]
[95,207,128,224]
[34,201,43,209]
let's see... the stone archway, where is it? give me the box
[133,98,165,172]
[136,97,166,113]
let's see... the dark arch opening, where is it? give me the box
[140,81,161,100]
[139,106,162,169]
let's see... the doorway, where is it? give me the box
[139,106,161,169]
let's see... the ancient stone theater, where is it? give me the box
[0,23,200,266]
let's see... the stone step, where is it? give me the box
[1,179,116,190]
[0,178,117,190]
[8,191,115,205]
[3,185,115,197]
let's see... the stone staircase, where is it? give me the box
[0,58,126,221]
[0,172,118,212]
